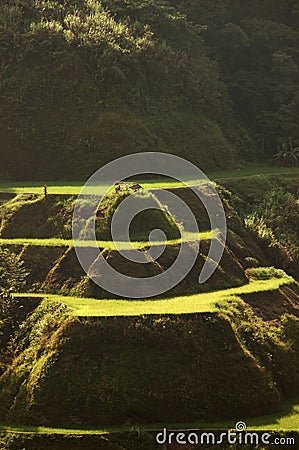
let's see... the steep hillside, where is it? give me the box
[0,174,298,448]
[1,1,298,179]
[221,174,299,279]
[0,0,235,179]
[0,288,299,428]
[0,186,255,297]
[0,174,298,297]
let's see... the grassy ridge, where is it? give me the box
[0,231,212,249]
[14,277,293,316]
[1,399,298,433]
[1,167,298,195]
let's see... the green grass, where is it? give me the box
[0,399,298,434]
[0,181,83,195]
[0,231,212,250]
[0,238,71,247]
[14,276,293,317]
[1,166,298,195]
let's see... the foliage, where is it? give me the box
[0,248,28,292]
[243,256,259,268]
[0,291,18,351]
[176,2,299,157]
[0,299,290,427]
[3,0,299,178]
[274,138,299,167]
[245,187,299,264]
[245,266,289,280]
[219,295,299,400]
[0,248,28,367]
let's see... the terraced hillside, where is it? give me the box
[1,1,299,447]
[0,173,298,449]
[0,187,246,298]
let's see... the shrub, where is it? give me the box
[0,248,28,292]
[245,266,289,280]
[244,256,259,268]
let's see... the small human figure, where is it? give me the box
[114,180,121,193]
[43,184,48,198]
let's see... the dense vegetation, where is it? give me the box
[222,174,299,279]
[0,2,299,447]
[0,295,298,428]
[0,246,29,375]
[0,175,299,447]
[0,0,298,179]
[246,187,299,268]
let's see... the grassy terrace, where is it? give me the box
[1,399,298,434]
[0,231,212,250]
[14,276,293,317]
[0,166,298,195]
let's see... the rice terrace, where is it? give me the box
[1,1,299,449]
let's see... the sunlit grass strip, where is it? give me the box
[0,399,298,434]
[14,276,293,317]
[0,231,212,250]
[0,238,71,247]
[0,166,298,194]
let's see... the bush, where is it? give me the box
[245,266,289,280]
[244,256,259,268]
[0,248,28,291]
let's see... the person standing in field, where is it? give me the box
[43,184,48,198]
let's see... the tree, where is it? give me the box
[274,138,299,166]
[0,249,27,364]
[0,248,27,292]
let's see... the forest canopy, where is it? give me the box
[0,0,298,179]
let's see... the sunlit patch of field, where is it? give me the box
[1,166,298,195]
[14,276,293,317]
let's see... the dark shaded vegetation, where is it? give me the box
[95,190,181,241]
[0,430,297,449]
[0,247,27,291]
[0,291,298,429]
[0,0,298,179]
[245,187,299,265]
[0,433,124,450]
[0,246,32,374]
[0,194,74,239]
[175,0,299,158]
[222,175,299,280]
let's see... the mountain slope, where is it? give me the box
[1,1,298,179]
